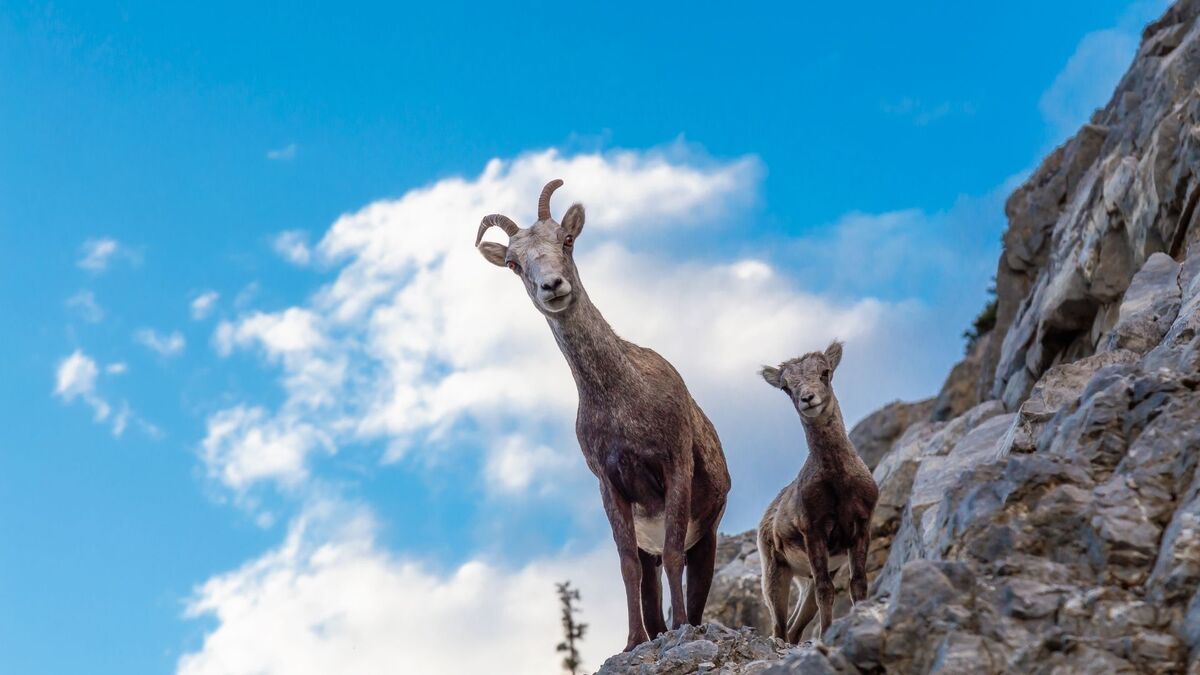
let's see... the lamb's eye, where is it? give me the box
[506,261,520,273]
[563,234,574,247]
[822,369,831,379]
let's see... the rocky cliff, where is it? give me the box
[599,2,1200,672]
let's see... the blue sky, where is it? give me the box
[0,1,1166,672]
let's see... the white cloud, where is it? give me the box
[178,501,628,675]
[1039,29,1138,140]
[106,362,128,375]
[66,290,105,322]
[267,143,298,161]
[484,436,572,495]
[78,238,122,272]
[272,230,313,265]
[53,349,147,437]
[191,291,220,320]
[201,406,331,492]
[1038,1,1170,142]
[55,350,108,421]
[135,328,187,357]
[234,282,260,309]
[881,98,975,126]
[789,175,1018,304]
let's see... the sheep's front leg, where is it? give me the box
[662,469,693,630]
[639,549,667,637]
[803,533,835,639]
[787,578,818,644]
[600,482,649,650]
[849,525,870,604]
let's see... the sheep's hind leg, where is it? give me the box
[661,474,693,629]
[760,552,793,640]
[684,526,718,626]
[787,578,818,644]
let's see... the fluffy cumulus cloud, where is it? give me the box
[186,144,994,670]
[178,501,627,675]
[135,328,186,357]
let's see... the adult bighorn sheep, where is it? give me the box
[475,180,731,651]
[757,341,877,642]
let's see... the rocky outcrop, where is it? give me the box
[596,624,791,675]
[706,531,772,635]
[615,3,1200,673]
[848,398,936,470]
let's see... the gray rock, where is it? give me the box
[932,335,988,422]
[596,624,790,675]
[848,397,936,470]
[1103,252,1182,353]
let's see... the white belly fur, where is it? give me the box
[783,549,848,579]
[633,510,703,555]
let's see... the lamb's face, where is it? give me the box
[760,341,844,420]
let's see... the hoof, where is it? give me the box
[622,632,649,652]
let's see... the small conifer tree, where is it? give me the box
[555,581,588,674]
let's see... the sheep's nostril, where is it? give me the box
[801,394,816,404]
[542,277,564,292]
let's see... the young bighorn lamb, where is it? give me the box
[757,341,878,641]
[476,180,731,651]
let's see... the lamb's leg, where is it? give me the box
[662,471,693,629]
[600,482,649,651]
[760,551,793,640]
[804,535,835,639]
[787,578,818,644]
[684,526,718,626]
[638,549,667,638]
[849,525,870,604]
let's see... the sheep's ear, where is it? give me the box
[562,203,585,238]
[760,366,783,388]
[478,242,508,267]
[825,340,844,372]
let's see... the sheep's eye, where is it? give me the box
[563,234,574,247]
[506,261,520,273]
[822,369,831,380]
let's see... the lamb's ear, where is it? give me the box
[562,203,585,238]
[760,366,783,388]
[478,242,508,267]
[825,340,844,372]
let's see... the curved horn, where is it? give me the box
[476,214,519,246]
[538,179,564,221]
